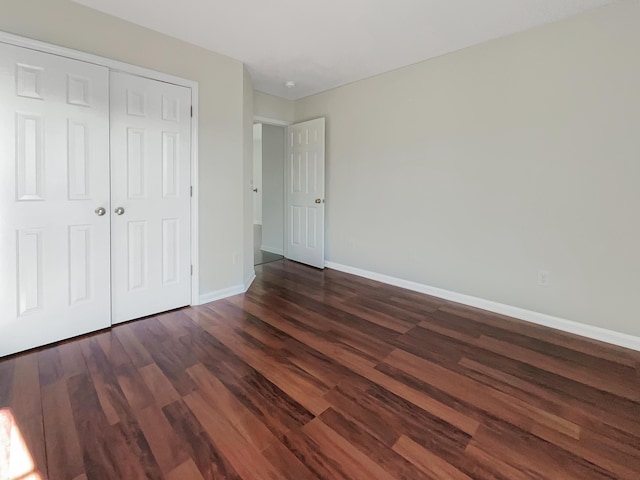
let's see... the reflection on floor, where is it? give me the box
[254,224,284,266]
[255,249,284,266]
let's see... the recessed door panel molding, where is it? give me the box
[16,64,43,99]
[291,206,302,246]
[126,89,146,117]
[68,225,92,305]
[162,132,179,198]
[16,113,44,201]
[17,228,43,316]
[127,128,146,198]
[307,208,317,249]
[67,120,90,199]
[307,152,318,194]
[67,74,91,107]
[110,71,192,324]
[285,118,325,269]
[162,218,179,285]
[162,96,179,122]
[128,221,148,291]
[0,42,111,357]
[291,152,302,193]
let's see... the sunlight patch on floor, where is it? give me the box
[0,408,42,480]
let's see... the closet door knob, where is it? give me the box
[94,207,106,216]
[114,207,125,216]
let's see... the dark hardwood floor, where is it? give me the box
[1,260,640,480]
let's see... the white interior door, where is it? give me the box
[0,42,111,356]
[285,118,325,269]
[110,72,192,324]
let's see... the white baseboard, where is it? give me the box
[261,245,284,256]
[198,272,256,305]
[325,261,640,352]
[245,272,257,291]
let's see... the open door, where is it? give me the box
[285,118,325,269]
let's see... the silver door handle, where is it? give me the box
[95,207,106,216]
[114,207,125,216]
[253,188,258,192]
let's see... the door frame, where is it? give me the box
[0,31,201,306]
[252,116,291,262]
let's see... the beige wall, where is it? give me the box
[295,0,640,337]
[0,0,247,296]
[254,91,295,124]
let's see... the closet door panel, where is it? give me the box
[110,71,191,324]
[0,42,111,356]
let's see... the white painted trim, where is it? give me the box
[198,272,256,305]
[189,84,200,306]
[325,261,640,352]
[0,31,198,88]
[199,285,246,304]
[245,272,257,291]
[260,245,284,256]
[0,30,201,307]
[254,115,292,126]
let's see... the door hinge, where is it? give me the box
[190,186,193,197]
[190,106,193,118]
[190,265,193,276]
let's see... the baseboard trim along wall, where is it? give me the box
[325,261,640,352]
[198,272,256,305]
[260,245,284,255]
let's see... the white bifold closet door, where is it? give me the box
[109,72,192,324]
[0,42,111,356]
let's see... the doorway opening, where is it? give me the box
[253,122,285,266]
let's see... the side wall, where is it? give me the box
[0,0,246,296]
[295,0,640,337]
[254,91,295,124]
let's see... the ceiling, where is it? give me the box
[72,0,616,100]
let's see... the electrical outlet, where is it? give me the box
[538,270,550,287]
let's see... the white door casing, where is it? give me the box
[0,43,111,356]
[285,118,325,269]
[110,71,192,324]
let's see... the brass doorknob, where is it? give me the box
[315,198,322,204]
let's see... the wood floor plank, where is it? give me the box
[1,259,639,480]
[135,404,190,474]
[115,363,156,413]
[57,341,87,379]
[183,391,282,480]
[10,354,46,477]
[165,459,206,480]
[319,407,435,480]
[0,358,15,407]
[68,373,150,480]
[382,348,581,438]
[296,418,396,480]
[137,363,181,408]
[393,434,472,480]
[186,363,278,452]
[163,399,242,480]
[41,380,85,480]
